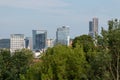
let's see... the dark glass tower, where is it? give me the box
[32,30,47,51]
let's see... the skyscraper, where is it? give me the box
[25,37,32,50]
[93,18,98,35]
[89,17,98,38]
[32,30,47,51]
[89,21,94,37]
[56,26,70,46]
[10,34,25,53]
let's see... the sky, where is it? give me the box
[0,0,120,39]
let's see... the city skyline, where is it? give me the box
[0,0,120,38]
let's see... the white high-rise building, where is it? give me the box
[10,34,25,53]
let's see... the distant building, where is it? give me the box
[69,39,73,47]
[56,26,70,46]
[25,37,32,50]
[32,30,47,51]
[0,39,10,49]
[89,17,98,38]
[89,21,94,37]
[10,34,25,53]
[47,39,54,48]
[93,18,98,35]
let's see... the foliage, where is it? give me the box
[22,45,90,80]
[0,49,33,80]
[72,35,95,53]
[107,19,120,80]
[97,19,120,80]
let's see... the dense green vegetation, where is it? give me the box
[0,19,120,80]
[0,49,33,80]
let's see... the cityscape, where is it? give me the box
[0,17,98,58]
[0,0,120,80]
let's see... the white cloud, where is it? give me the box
[0,0,69,9]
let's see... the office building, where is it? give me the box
[47,39,54,48]
[89,21,94,37]
[0,39,10,49]
[89,17,98,38]
[93,18,98,34]
[56,26,70,46]
[25,37,32,50]
[32,30,47,51]
[10,34,25,52]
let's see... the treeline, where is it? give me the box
[0,19,120,80]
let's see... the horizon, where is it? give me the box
[0,0,120,39]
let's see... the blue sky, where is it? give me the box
[0,0,120,39]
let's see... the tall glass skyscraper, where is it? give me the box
[32,30,47,51]
[89,17,98,38]
[56,26,70,46]
[10,34,25,53]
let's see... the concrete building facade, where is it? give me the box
[10,34,25,52]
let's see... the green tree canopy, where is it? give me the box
[97,19,120,80]
[0,49,33,80]
[21,44,89,80]
[72,35,95,53]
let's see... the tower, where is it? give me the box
[32,30,47,51]
[89,17,98,38]
[56,26,70,46]
[93,18,98,35]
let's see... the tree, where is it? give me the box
[97,19,120,80]
[72,35,95,53]
[20,62,42,80]
[0,49,13,80]
[0,49,33,80]
[11,49,33,80]
[21,44,89,80]
[72,35,111,79]
[107,19,120,80]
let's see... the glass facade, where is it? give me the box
[25,37,32,49]
[0,39,10,49]
[89,21,93,32]
[32,30,47,51]
[56,26,70,46]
